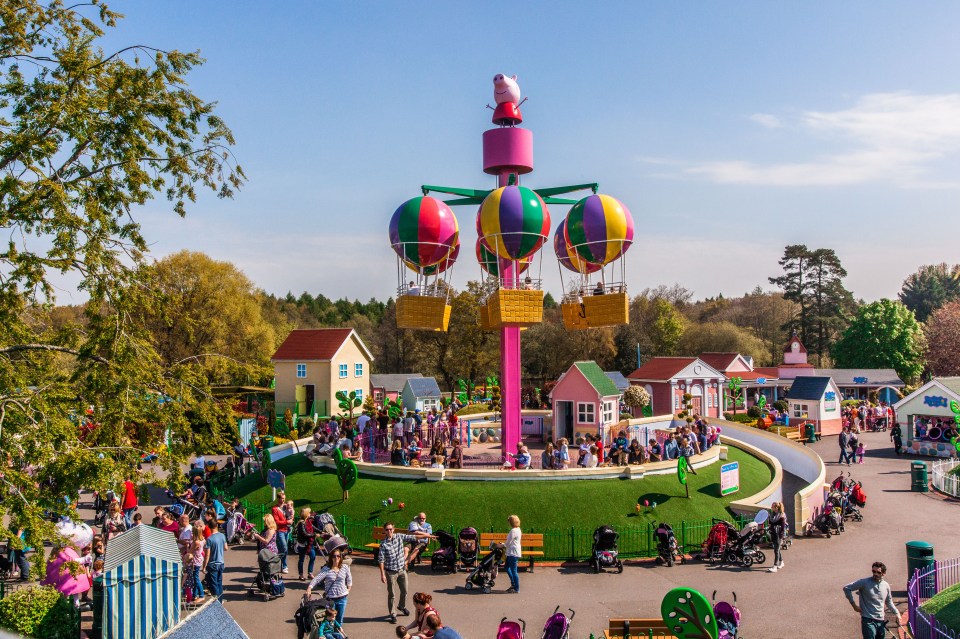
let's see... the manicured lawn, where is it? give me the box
[230,447,772,535]
[922,582,960,632]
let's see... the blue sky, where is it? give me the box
[84,1,960,305]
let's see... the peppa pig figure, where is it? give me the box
[490,73,524,126]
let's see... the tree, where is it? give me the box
[0,1,242,553]
[678,321,768,364]
[924,301,960,376]
[899,263,960,323]
[623,386,651,415]
[831,300,926,383]
[769,245,812,345]
[649,299,685,356]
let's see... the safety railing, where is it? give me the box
[931,460,960,498]
[909,557,960,639]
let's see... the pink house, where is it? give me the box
[550,361,623,443]
[627,357,726,419]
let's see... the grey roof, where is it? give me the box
[814,368,904,387]
[104,524,181,573]
[405,376,442,398]
[158,600,249,639]
[604,371,631,392]
[371,373,422,393]
[937,377,960,397]
[786,376,834,401]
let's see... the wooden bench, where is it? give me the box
[479,532,544,572]
[365,526,387,551]
[604,618,671,639]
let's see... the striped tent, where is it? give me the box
[103,525,182,639]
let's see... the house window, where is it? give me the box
[374,389,383,402]
[355,388,363,402]
[423,399,438,411]
[602,401,615,424]
[674,395,680,410]
[355,363,363,377]
[577,402,595,424]
[296,364,306,378]
[339,364,348,378]
[793,403,809,418]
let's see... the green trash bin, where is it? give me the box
[804,423,817,444]
[91,575,103,639]
[906,540,935,596]
[261,435,274,449]
[911,461,929,492]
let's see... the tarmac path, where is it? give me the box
[134,431,960,638]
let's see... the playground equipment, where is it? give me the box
[388,73,636,458]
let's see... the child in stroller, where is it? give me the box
[458,527,478,569]
[430,530,458,572]
[713,591,742,638]
[247,547,285,600]
[590,525,623,573]
[464,542,504,593]
[699,519,738,563]
[655,522,684,566]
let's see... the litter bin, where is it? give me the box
[91,575,103,639]
[804,423,817,444]
[261,435,274,449]
[911,461,929,492]
[906,540,935,596]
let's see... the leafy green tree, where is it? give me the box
[899,263,960,323]
[649,298,685,356]
[924,301,960,377]
[678,321,768,364]
[831,299,926,383]
[769,245,812,345]
[0,1,242,554]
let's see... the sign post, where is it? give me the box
[720,461,740,496]
[267,468,286,502]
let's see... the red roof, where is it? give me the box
[728,370,773,381]
[698,352,742,373]
[628,357,697,381]
[272,328,355,361]
[753,367,780,378]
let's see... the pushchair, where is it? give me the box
[224,510,253,545]
[724,520,766,568]
[655,522,684,567]
[431,530,459,572]
[464,542,504,593]
[92,490,113,526]
[313,511,340,540]
[590,525,623,573]
[496,617,526,639]
[806,501,844,537]
[320,534,352,565]
[699,519,738,563]
[458,527,479,569]
[164,489,201,520]
[712,591,742,638]
[542,606,575,639]
[247,548,285,600]
[849,482,867,508]
[295,594,349,639]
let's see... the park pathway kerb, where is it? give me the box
[219,430,959,639]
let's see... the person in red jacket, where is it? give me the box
[121,477,138,527]
[271,491,291,573]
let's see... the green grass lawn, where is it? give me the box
[922,582,960,631]
[230,447,771,538]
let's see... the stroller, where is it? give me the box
[806,501,844,537]
[655,522,684,567]
[224,510,254,545]
[542,606,575,639]
[92,490,113,526]
[724,520,766,568]
[849,482,867,509]
[294,594,349,639]
[700,519,738,563]
[591,525,623,573]
[458,527,479,569]
[496,617,526,639]
[247,548,285,600]
[164,489,201,520]
[431,530,459,572]
[313,511,339,540]
[712,591,742,638]
[464,542,504,593]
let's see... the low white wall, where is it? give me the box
[265,436,312,462]
[714,419,826,536]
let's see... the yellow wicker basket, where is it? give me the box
[487,289,544,326]
[396,295,451,331]
[479,303,497,331]
[561,301,589,330]
[583,292,629,327]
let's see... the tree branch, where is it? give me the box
[0,344,110,365]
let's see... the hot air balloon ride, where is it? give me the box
[475,184,550,327]
[553,220,600,330]
[389,196,459,330]
[560,193,634,328]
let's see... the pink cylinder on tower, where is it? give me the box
[482,127,534,175]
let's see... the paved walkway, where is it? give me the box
[100,432,960,638]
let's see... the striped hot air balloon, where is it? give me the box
[476,239,531,277]
[389,196,459,268]
[564,194,633,266]
[405,237,460,276]
[476,186,550,261]
[554,222,601,274]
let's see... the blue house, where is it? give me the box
[401,377,443,412]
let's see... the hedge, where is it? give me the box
[0,586,79,639]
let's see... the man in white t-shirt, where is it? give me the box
[357,412,371,435]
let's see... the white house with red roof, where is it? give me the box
[271,328,374,418]
[627,357,726,418]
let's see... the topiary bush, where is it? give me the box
[746,405,762,419]
[0,586,79,639]
[773,399,789,413]
[456,403,493,417]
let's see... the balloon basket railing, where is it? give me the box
[396,294,451,331]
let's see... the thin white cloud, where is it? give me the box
[684,92,960,187]
[749,113,782,129]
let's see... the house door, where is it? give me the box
[302,385,315,415]
[557,401,574,441]
[691,385,703,416]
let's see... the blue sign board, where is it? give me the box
[757,378,767,385]
[267,469,286,490]
[853,376,869,384]
[924,395,949,408]
[824,392,836,401]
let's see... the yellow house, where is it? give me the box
[271,328,374,418]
